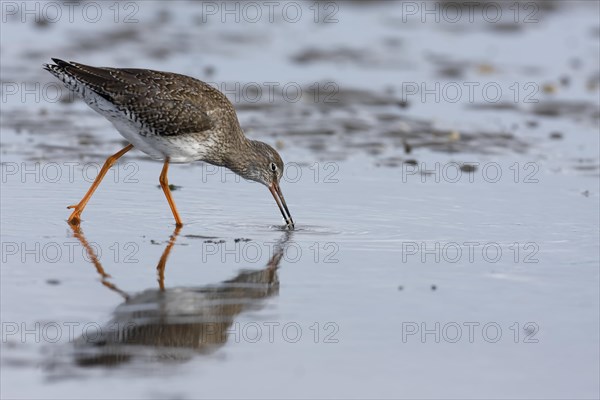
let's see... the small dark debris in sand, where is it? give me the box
[382,37,402,48]
[572,158,599,172]
[35,17,51,29]
[468,102,519,111]
[150,239,160,245]
[204,66,215,78]
[460,164,477,173]
[234,238,251,243]
[148,47,171,60]
[204,239,226,244]
[542,83,558,94]
[343,120,371,132]
[292,47,368,65]
[156,8,172,24]
[397,285,404,291]
[376,113,402,122]
[156,184,181,191]
[376,156,403,167]
[582,190,590,197]
[404,159,418,166]
[430,284,437,291]
[78,134,100,146]
[437,65,464,79]
[532,100,598,118]
[477,64,495,74]
[526,120,539,128]
[185,234,217,239]
[46,279,60,285]
[550,132,563,140]
[59,93,75,104]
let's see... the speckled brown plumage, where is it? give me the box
[44,58,245,164]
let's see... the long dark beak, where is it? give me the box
[269,182,294,229]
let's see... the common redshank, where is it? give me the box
[44,59,294,229]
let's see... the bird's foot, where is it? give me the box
[67,204,83,226]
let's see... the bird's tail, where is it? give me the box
[43,58,86,97]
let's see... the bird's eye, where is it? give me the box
[270,162,277,172]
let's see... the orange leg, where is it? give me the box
[159,159,183,227]
[67,144,134,226]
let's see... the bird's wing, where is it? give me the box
[44,59,230,137]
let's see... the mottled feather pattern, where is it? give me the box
[43,59,248,164]
[44,59,239,138]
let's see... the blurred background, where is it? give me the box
[1,1,599,399]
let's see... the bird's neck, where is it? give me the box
[221,139,263,183]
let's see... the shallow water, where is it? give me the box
[1,1,599,399]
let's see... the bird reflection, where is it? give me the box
[69,225,291,367]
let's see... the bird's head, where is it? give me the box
[233,140,294,229]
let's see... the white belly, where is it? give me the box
[85,93,213,163]
[110,116,215,163]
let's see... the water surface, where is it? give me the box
[1,1,599,398]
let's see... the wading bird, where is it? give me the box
[44,59,294,229]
